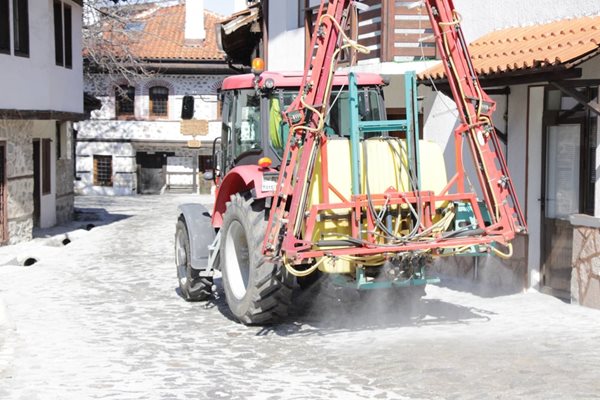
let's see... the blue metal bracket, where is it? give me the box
[347,71,422,195]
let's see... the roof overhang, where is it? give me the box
[0,109,85,121]
[424,65,584,90]
[139,60,235,75]
[84,59,235,75]
[419,15,600,88]
[217,4,262,66]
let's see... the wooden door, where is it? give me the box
[0,142,6,243]
[33,140,40,227]
[541,124,581,299]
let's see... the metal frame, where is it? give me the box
[262,0,526,265]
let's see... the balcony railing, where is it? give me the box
[357,0,437,63]
[302,0,438,65]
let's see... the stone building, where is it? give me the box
[1,0,83,245]
[76,0,235,195]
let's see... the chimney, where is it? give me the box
[185,0,205,41]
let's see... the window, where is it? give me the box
[267,87,385,157]
[0,0,9,54]
[233,90,261,158]
[55,122,62,160]
[125,22,145,32]
[94,155,113,186]
[53,1,72,68]
[0,142,6,243]
[149,86,169,117]
[12,0,28,57]
[543,86,598,216]
[116,85,135,117]
[298,0,319,28]
[42,139,51,195]
[199,155,213,173]
[64,4,71,68]
[53,1,62,65]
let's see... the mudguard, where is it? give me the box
[211,165,277,228]
[177,204,216,271]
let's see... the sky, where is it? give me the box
[204,0,236,15]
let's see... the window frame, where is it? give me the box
[0,141,7,244]
[115,85,136,118]
[0,0,10,55]
[93,155,113,187]
[12,0,28,57]
[53,0,63,66]
[63,3,72,68]
[53,1,72,68]
[149,85,169,118]
[42,138,51,195]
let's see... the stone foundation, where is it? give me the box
[56,158,74,224]
[1,119,34,245]
[570,215,600,309]
[1,118,75,245]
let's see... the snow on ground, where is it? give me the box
[0,194,599,399]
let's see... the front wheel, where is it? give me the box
[220,193,293,325]
[175,218,212,301]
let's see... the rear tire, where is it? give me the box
[220,193,293,325]
[175,218,212,301]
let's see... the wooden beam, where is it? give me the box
[550,81,600,116]
[0,109,85,121]
[424,68,583,90]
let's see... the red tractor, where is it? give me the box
[175,0,526,325]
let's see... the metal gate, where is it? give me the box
[0,142,6,243]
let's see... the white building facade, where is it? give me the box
[77,73,224,195]
[76,1,233,195]
[0,0,83,244]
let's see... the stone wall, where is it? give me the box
[0,119,34,244]
[56,158,74,224]
[75,142,137,196]
[571,216,600,309]
[55,123,75,224]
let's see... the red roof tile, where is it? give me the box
[420,14,600,81]
[94,3,226,62]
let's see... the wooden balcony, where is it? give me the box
[302,0,438,65]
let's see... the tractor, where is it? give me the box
[175,0,527,325]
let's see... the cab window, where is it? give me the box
[233,90,262,158]
[268,87,384,157]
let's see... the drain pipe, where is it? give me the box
[17,256,39,267]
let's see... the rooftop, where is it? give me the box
[92,2,226,63]
[131,3,225,61]
[420,14,600,81]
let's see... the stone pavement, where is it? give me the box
[0,194,599,400]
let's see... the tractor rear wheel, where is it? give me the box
[220,193,293,325]
[175,218,213,301]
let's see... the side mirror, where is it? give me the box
[203,171,214,181]
[181,95,195,120]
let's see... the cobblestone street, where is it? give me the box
[0,195,599,400]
